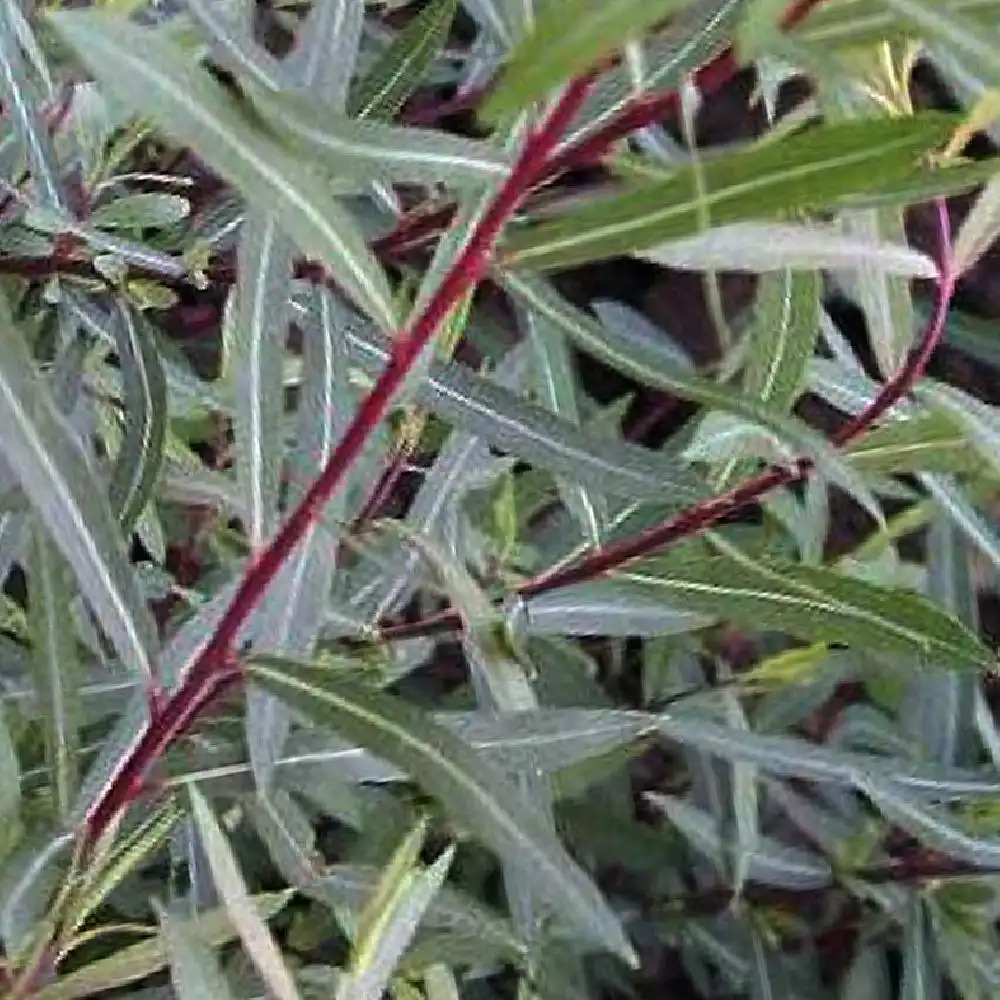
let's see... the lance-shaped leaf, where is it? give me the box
[154,899,237,1000]
[31,892,291,1000]
[27,521,82,822]
[252,90,509,191]
[617,544,991,669]
[524,306,605,544]
[504,271,879,519]
[483,0,691,121]
[190,786,302,1000]
[0,292,157,682]
[227,214,290,550]
[107,302,167,535]
[246,657,637,964]
[281,0,363,104]
[640,220,938,278]
[247,286,349,785]
[502,114,959,271]
[350,0,458,121]
[0,0,66,212]
[51,10,397,332]
[185,0,283,92]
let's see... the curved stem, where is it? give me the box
[81,77,597,846]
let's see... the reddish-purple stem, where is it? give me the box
[377,199,957,639]
[522,200,956,596]
[83,76,596,843]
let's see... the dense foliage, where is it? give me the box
[2,0,1000,998]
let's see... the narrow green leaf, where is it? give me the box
[954,170,1000,275]
[228,214,289,549]
[502,114,958,271]
[744,269,820,414]
[51,11,397,332]
[0,699,18,855]
[793,0,994,50]
[317,864,520,965]
[281,0,363,104]
[246,286,348,785]
[107,302,167,535]
[61,800,181,943]
[184,0,283,92]
[845,411,977,476]
[0,0,66,212]
[504,271,879,520]
[254,90,509,190]
[524,306,605,544]
[154,900,237,1000]
[418,356,706,504]
[91,192,190,231]
[27,520,81,821]
[32,892,291,1000]
[882,0,1000,85]
[341,846,454,1000]
[483,0,691,122]
[562,0,745,148]
[189,786,303,1000]
[0,291,158,682]
[841,205,915,376]
[246,658,637,964]
[618,543,991,668]
[900,896,937,1000]
[350,0,458,121]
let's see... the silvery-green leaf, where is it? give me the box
[247,285,349,785]
[954,171,1000,275]
[619,543,989,669]
[246,658,637,964]
[27,520,81,821]
[504,269,882,521]
[519,581,710,636]
[107,302,168,535]
[316,863,519,962]
[837,205,915,377]
[883,0,1000,84]
[0,0,66,212]
[338,847,455,1000]
[228,214,290,549]
[282,0,363,104]
[256,92,509,191]
[30,892,292,1000]
[154,899,237,1000]
[91,192,190,231]
[184,0,283,91]
[421,357,705,503]
[922,474,1000,579]
[189,786,302,1000]
[900,894,938,1000]
[639,221,938,277]
[0,830,73,955]
[556,0,745,149]
[647,793,831,889]
[524,305,605,544]
[864,777,1000,868]
[655,712,1000,795]
[51,11,397,332]
[0,291,157,683]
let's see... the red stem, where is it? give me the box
[377,199,957,639]
[376,0,828,261]
[83,77,596,843]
